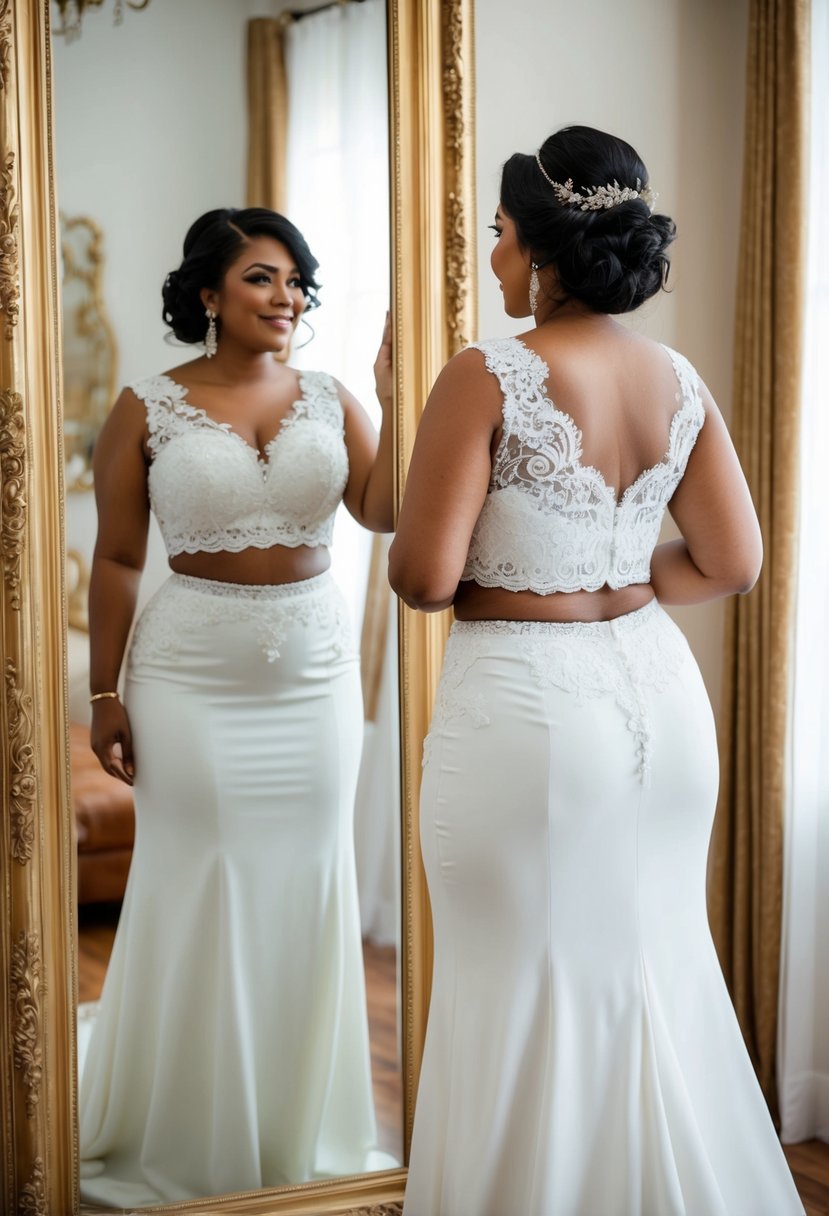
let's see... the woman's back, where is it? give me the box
[456,320,704,621]
[393,306,761,623]
[523,317,691,495]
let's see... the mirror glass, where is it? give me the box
[53,0,402,1207]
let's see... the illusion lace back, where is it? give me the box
[461,336,705,593]
[130,371,349,556]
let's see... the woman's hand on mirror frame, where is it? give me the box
[90,697,135,786]
[340,315,396,533]
[373,310,393,414]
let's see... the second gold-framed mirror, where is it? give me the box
[0,0,476,1212]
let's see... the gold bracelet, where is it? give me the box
[89,691,120,704]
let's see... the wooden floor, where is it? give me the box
[78,902,404,1163]
[785,1140,829,1215]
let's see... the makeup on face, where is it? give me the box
[215,238,307,348]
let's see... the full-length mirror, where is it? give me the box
[1,1,473,1211]
[53,0,401,1208]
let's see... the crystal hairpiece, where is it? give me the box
[534,152,657,212]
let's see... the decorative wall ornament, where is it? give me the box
[0,151,20,338]
[60,214,118,490]
[5,660,37,864]
[18,1157,47,1216]
[11,932,43,1119]
[0,389,26,608]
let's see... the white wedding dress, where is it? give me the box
[403,338,804,1216]
[79,371,386,1206]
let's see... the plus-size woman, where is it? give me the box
[79,207,394,1206]
[391,127,803,1216]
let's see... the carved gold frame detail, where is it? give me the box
[0,1,476,1214]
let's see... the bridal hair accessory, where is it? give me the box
[204,308,218,358]
[529,264,541,315]
[534,152,657,212]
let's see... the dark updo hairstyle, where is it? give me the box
[500,125,676,314]
[161,207,322,345]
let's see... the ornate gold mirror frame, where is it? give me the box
[0,1,476,1213]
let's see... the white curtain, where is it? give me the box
[778,0,829,1146]
[284,0,399,945]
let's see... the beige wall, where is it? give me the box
[474,0,749,721]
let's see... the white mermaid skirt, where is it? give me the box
[405,601,804,1216]
[79,572,378,1207]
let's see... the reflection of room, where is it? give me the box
[53,0,402,1182]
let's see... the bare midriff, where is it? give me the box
[452,580,655,624]
[169,544,330,587]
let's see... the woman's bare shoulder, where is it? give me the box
[98,385,154,446]
[425,345,505,423]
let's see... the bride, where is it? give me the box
[391,125,804,1216]
[79,206,394,1206]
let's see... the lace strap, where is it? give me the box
[659,345,706,473]
[129,374,195,455]
[468,337,550,439]
[293,370,345,433]
[661,345,702,412]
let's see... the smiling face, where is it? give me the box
[489,206,534,319]
[201,235,307,356]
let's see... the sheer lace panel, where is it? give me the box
[130,371,348,557]
[461,337,705,594]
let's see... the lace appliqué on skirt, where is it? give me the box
[129,573,354,669]
[423,635,495,768]
[425,601,690,783]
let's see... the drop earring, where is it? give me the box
[204,308,218,358]
[529,264,540,317]
[295,316,315,350]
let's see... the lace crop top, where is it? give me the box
[461,336,705,594]
[130,371,349,557]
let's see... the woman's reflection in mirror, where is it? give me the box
[79,207,394,1206]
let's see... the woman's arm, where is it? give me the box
[88,389,152,784]
[651,381,763,605]
[388,348,502,611]
[340,316,395,532]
